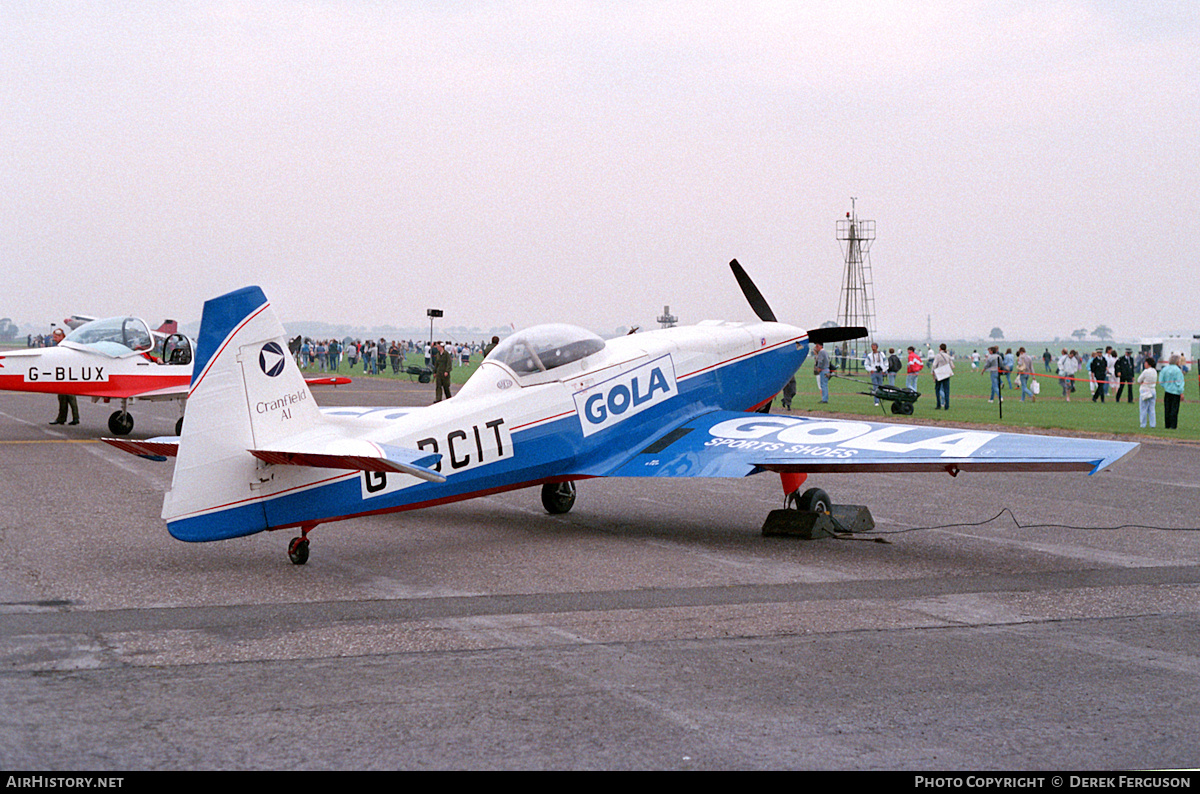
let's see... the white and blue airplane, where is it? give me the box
[104,261,1138,564]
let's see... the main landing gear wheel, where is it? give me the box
[288,537,310,565]
[175,417,184,435]
[541,481,577,514]
[794,487,831,514]
[108,410,134,435]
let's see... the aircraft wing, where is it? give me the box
[597,411,1139,479]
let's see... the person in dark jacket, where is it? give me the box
[433,342,453,402]
[1089,351,1108,402]
[1113,349,1136,403]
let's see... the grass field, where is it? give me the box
[305,351,1198,442]
[796,366,1199,442]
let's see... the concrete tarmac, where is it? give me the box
[1,381,1197,770]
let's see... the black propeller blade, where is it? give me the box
[808,326,869,345]
[729,258,868,343]
[729,259,777,323]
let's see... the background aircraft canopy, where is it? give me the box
[64,316,154,357]
[487,324,605,376]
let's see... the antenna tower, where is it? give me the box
[835,198,876,372]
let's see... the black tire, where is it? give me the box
[541,481,576,514]
[175,417,184,436]
[796,487,831,514]
[288,537,309,565]
[108,410,134,435]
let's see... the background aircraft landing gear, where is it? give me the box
[108,410,134,435]
[175,416,184,435]
[541,481,576,514]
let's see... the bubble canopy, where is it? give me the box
[485,324,606,376]
[64,317,154,357]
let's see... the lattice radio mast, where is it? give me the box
[835,198,876,372]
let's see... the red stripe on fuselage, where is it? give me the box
[262,474,596,533]
[0,373,190,398]
[678,334,804,380]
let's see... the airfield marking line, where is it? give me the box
[543,642,704,733]
[0,439,100,445]
[1105,472,1200,489]
[933,528,1178,568]
[79,435,171,490]
[1009,625,1200,677]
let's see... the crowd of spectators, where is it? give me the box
[806,341,1190,430]
[294,337,488,375]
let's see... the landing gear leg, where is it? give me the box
[288,524,317,565]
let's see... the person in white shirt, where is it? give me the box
[863,343,887,405]
[1137,356,1158,428]
[1057,348,1077,401]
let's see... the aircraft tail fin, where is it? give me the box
[163,286,324,542]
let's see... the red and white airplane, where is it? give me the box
[1,315,350,435]
[104,261,1139,565]
[0,315,194,434]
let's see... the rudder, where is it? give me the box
[164,286,322,542]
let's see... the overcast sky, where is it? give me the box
[3,1,1197,341]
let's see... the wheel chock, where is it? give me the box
[762,504,875,538]
[829,504,875,534]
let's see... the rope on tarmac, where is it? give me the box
[856,507,1200,536]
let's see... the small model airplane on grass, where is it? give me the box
[104,261,1138,564]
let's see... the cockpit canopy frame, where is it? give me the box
[485,324,606,377]
[63,316,155,357]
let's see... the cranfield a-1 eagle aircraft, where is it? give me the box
[104,261,1138,564]
[1,315,195,435]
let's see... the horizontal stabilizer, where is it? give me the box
[808,326,869,345]
[303,376,353,387]
[249,440,446,483]
[102,436,180,461]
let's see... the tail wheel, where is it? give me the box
[288,537,310,565]
[541,481,577,514]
